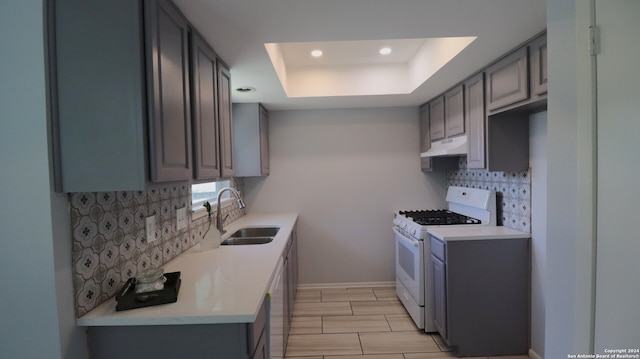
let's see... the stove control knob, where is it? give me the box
[410,228,417,236]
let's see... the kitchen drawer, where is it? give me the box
[430,236,446,262]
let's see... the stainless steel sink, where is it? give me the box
[220,227,280,245]
[229,227,279,238]
[221,236,274,246]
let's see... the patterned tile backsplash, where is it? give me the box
[447,157,531,233]
[71,178,245,317]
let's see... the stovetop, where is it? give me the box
[398,210,481,226]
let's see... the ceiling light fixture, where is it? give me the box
[379,47,392,55]
[236,86,256,93]
[310,49,323,57]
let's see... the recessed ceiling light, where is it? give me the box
[379,47,392,55]
[236,86,256,93]
[311,49,323,57]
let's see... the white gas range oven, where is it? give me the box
[393,186,497,331]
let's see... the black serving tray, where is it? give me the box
[116,271,181,311]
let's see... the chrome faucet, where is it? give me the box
[216,187,246,235]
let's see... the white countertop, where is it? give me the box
[427,225,530,241]
[76,213,298,327]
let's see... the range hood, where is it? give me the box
[420,135,468,157]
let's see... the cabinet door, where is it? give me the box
[485,47,529,112]
[251,331,267,359]
[530,35,547,96]
[419,104,432,171]
[190,30,220,180]
[465,73,486,169]
[282,254,291,355]
[445,85,465,137]
[429,96,445,141]
[218,61,234,177]
[259,105,270,175]
[432,255,447,340]
[292,228,299,301]
[53,0,147,192]
[145,0,192,182]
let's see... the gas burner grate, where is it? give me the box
[399,210,481,225]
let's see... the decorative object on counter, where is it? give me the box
[200,201,221,249]
[116,271,182,311]
[134,267,166,294]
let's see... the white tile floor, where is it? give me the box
[285,287,530,359]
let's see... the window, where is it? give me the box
[191,180,231,216]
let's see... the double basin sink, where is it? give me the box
[221,227,279,245]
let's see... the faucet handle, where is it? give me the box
[217,214,230,235]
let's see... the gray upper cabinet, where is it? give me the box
[485,46,529,113]
[53,0,147,192]
[259,105,270,176]
[429,96,445,141]
[218,61,235,178]
[145,0,192,182]
[52,0,204,192]
[444,85,465,137]
[464,73,486,169]
[233,103,270,177]
[419,104,432,171]
[530,34,548,96]
[190,29,221,180]
[417,32,546,173]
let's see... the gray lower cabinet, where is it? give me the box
[233,103,270,177]
[87,296,269,359]
[283,228,299,353]
[430,236,530,357]
[218,62,235,178]
[464,73,486,169]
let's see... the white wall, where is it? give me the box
[0,2,88,358]
[529,111,547,358]
[593,0,640,351]
[545,0,596,357]
[0,1,62,358]
[243,107,447,285]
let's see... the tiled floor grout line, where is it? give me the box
[288,287,529,359]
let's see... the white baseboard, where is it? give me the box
[529,348,543,359]
[297,281,395,290]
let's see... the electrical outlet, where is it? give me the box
[146,215,157,243]
[176,207,187,230]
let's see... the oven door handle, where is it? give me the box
[393,227,420,248]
